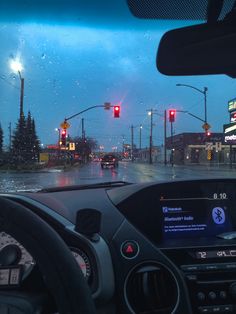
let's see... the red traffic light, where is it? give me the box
[114,105,120,118]
[169,109,176,122]
[61,129,67,145]
[206,131,211,136]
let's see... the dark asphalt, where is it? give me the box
[1,161,236,192]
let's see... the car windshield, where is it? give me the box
[0,1,236,192]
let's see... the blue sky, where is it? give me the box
[0,0,235,151]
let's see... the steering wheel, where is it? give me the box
[0,196,96,314]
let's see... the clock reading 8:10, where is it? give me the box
[213,193,227,200]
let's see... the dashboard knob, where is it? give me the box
[230,282,236,299]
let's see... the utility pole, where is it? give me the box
[164,110,167,165]
[19,76,24,120]
[82,118,85,139]
[204,87,208,123]
[131,125,134,162]
[81,118,85,163]
[149,109,153,164]
[122,135,125,157]
[8,122,12,152]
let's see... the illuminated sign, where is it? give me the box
[230,111,236,123]
[224,123,236,144]
[228,98,236,112]
[224,123,236,134]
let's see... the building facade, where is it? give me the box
[166,133,234,165]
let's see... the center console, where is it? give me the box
[162,246,236,313]
[114,179,236,313]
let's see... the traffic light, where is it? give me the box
[169,109,176,122]
[61,129,67,146]
[206,130,211,137]
[207,150,212,160]
[113,105,120,118]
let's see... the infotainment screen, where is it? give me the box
[161,197,233,240]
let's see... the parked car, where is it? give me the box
[101,154,118,168]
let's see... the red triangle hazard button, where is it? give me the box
[121,241,139,259]
[126,245,134,253]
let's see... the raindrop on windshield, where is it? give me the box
[41,53,46,60]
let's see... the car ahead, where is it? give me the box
[101,154,118,168]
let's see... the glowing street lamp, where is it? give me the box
[10,59,23,74]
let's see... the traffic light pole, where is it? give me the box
[164,110,167,165]
[149,109,153,164]
[171,121,174,167]
[131,125,134,162]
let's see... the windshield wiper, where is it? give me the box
[39,181,132,193]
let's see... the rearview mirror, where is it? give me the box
[156,22,236,77]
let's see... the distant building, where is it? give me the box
[134,146,163,163]
[166,132,234,164]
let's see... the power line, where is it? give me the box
[0,75,19,90]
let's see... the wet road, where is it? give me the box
[1,161,236,192]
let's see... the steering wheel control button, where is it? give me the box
[121,241,139,259]
[197,292,206,301]
[208,291,217,300]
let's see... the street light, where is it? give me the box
[176,83,208,123]
[55,128,61,145]
[10,59,24,119]
[147,109,153,164]
[139,125,143,150]
[10,59,23,73]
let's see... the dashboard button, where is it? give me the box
[181,265,200,272]
[212,306,221,313]
[186,274,197,281]
[222,305,233,312]
[197,292,206,301]
[205,264,219,271]
[198,306,212,313]
[208,291,217,301]
[219,290,227,300]
[225,264,236,270]
[121,241,139,259]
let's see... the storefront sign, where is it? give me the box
[224,123,236,143]
[228,98,236,112]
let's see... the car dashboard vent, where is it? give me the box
[125,262,178,314]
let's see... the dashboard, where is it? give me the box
[1,178,236,313]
